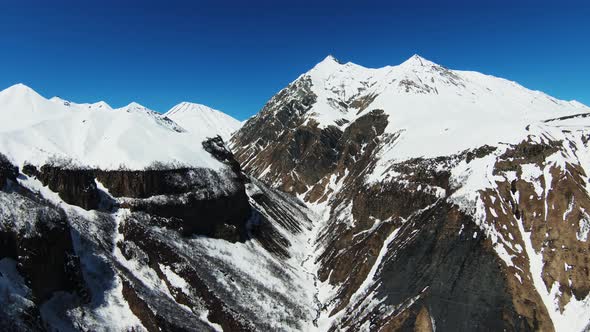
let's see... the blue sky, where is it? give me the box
[0,0,588,120]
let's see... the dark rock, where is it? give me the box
[119,215,258,331]
[202,136,244,178]
[37,165,100,210]
[465,144,497,163]
[96,167,231,198]
[0,153,18,189]
[22,163,39,178]
[123,189,251,242]
[98,166,251,242]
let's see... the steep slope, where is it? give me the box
[231,55,590,331]
[164,102,241,142]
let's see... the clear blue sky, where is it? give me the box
[0,0,588,120]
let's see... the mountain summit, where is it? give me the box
[164,102,241,141]
[398,53,436,67]
[276,54,589,161]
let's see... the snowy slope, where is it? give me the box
[0,84,228,170]
[302,55,589,163]
[164,102,241,141]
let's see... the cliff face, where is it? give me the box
[19,137,252,242]
[37,165,101,210]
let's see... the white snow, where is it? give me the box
[0,84,235,170]
[159,264,190,295]
[577,213,590,242]
[164,102,242,142]
[521,164,544,198]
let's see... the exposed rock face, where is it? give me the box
[232,105,389,196]
[117,178,250,242]
[19,138,252,242]
[97,137,252,242]
[231,76,324,192]
[202,135,245,177]
[0,153,18,188]
[36,165,100,210]
[335,202,530,331]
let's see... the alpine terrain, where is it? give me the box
[1,54,589,332]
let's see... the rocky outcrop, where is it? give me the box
[0,153,18,188]
[97,169,250,241]
[231,76,322,193]
[233,105,389,197]
[36,165,100,210]
[202,135,244,177]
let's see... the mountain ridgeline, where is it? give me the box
[1,55,590,331]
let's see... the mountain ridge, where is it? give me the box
[164,102,242,141]
[0,83,241,170]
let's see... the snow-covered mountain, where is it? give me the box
[231,55,590,331]
[164,102,242,141]
[2,54,590,332]
[0,83,314,331]
[0,84,241,170]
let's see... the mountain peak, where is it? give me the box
[0,83,42,98]
[178,101,210,108]
[399,54,438,68]
[311,54,344,71]
[323,54,342,64]
[164,102,241,141]
[124,102,146,110]
[165,102,217,118]
[85,100,112,111]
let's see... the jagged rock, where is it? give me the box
[22,163,39,178]
[0,153,18,188]
[202,135,244,177]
